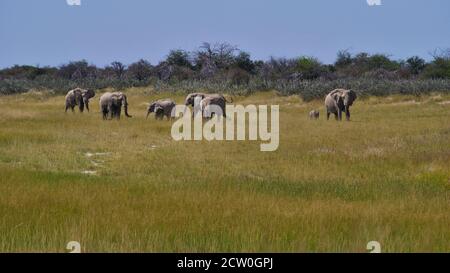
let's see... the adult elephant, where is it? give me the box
[99,92,132,120]
[184,93,233,117]
[325,89,357,121]
[65,88,95,112]
[200,96,228,118]
[147,99,176,120]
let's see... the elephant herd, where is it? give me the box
[64,89,234,120]
[64,88,357,121]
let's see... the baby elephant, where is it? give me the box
[309,110,320,120]
[147,99,176,120]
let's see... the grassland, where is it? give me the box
[0,88,449,252]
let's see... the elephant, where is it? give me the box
[184,92,207,107]
[185,92,233,117]
[325,89,357,121]
[200,96,228,118]
[99,92,132,120]
[309,110,319,120]
[65,88,95,112]
[147,99,176,120]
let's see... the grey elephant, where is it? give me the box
[184,92,207,107]
[147,99,176,120]
[99,92,132,120]
[185,92,233,117]
[65,88,95,112]
[309,110,319,120]
[325,89,357,121]
[200,96,229,118]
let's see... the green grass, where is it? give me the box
[0,89,449,252]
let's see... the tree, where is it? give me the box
[367,54,399,71]
[57,60,97,80]
[295,56,324,80]
[0,65,56,80]
[166,50,192,68]
[213,42,238,69]
[127,59,153,81]
[259,57,297,80]
[422,49,450,79]
[234,51,255,74]
[109,61,126,79]
[194,42,238,71]
[406,56,426,75]
[335,49,352,68]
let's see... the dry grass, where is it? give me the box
[0,89,449,252]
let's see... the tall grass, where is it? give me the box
[0,89,449,252]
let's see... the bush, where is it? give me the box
[2,45,450,100]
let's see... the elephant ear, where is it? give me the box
[155,106,164,114]
[121,94,128,106]
[332,91,342,102]
[185,94,192,105]
[185,94,196,105]
[84,89,95,99]
[348,89,357,102]
[148,102,156,113]
[111,94,120,104]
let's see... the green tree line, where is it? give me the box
[1,43,450,100]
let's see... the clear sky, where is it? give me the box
[1,0,449,68]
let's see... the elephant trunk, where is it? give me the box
[78,98,85,112]
[83,98,90,112]
[124,104,132,118]
[121,95,132,118]
[345,104,350,121]
[123,105,131,117]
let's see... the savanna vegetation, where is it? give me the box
[1,43,450,100]
[0,88,449,252]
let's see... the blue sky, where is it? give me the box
[0,0,449,68]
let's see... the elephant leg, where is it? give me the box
[65,105,70,113]
[71,106,75,112]
[117,107,121,120]
[345,108,350,121]
[108,105,114,120]
[337,109,342,121]
[327,111,330,120]
[85,102,90,112]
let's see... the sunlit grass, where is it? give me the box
[0,89,449,252]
